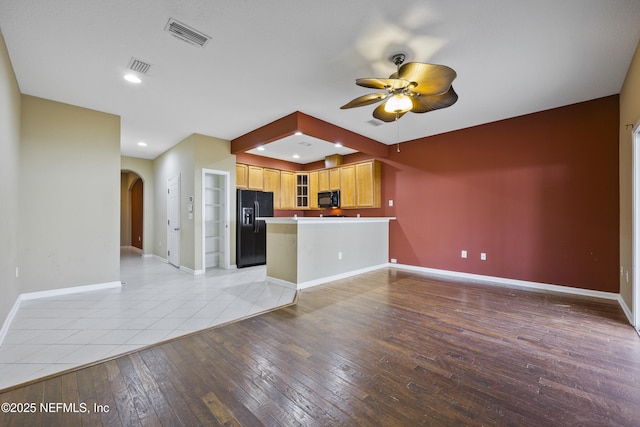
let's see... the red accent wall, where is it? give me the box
[383,95,619,292]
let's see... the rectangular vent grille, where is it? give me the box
[367,119,385,127]
[128,58,151,74]
[165,18,210,47]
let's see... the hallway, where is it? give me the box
[0,248,295,390]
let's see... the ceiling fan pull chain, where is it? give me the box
[396,116,401,153]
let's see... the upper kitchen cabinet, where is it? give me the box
[247,165,264,190]
[308,171,319,209]
[296,173,309,208]
[318,170,329,192]
[355,160,381,208]
[339,165,356,208]
[235,159,381,209]
[236,164,248,189]
[329,168,341,190]
[280,171,296,210]
[263,168,281,209]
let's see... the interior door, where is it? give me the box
[167,174,180,267]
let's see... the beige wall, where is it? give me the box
[619,39,640,312]
[0,31,21,322]
[153,135,196,268]
[194,134,237,270]
[121,156,154,254]
[19,95,120,293]
[153,133,236,271]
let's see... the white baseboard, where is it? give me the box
[180,265,204,275]
[264,276,298,290]
[0,280,122,347]
[0,297,23,348]
[391,263,620,301]
[19,281,122,301]
[618,296,633,325]
[151,254,168,263]
[266,263,389,291]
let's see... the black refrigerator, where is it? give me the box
[236,189,274,268]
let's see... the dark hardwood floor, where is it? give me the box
[2,268,640,426]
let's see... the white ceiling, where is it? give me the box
[1,0,639,161]
[246,134,357,164]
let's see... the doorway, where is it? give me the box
[203,169,230,270]
[167,174,181,268]
[131,178,143,250]
[121,171,144,251]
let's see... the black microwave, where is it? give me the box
[318,191,340,208]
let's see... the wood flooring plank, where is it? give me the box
[137,348,209,427]
[115,355,164,426]
[2,268,640,425]
[145,345,229,426]
[104,359,142,427]
[89,362,124,427]
[219,319,383,426]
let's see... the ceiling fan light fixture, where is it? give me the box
[384,94,412,114]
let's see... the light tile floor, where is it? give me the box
[0,248,296,390]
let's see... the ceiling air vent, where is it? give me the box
[367,119,385,127]
[128,58,151,74]
[164,18,210,47]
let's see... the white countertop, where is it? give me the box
[259,216,396,224]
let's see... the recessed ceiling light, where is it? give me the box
[294,131,303,136]
[335,142,343,148]
[293,154,300,159]
[257,146,265,151]
[124,73,142,84]
[137,141,147,147]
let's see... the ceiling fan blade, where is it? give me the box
[410,86,459,113]
[373,103,407,122]
[398,62,457,96]
[356,78,409,90]
[340,92,388,109]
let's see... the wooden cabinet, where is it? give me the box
[236,159,381,210]
[329,168,341,190]
[355,161,381,208]
[318,170,329,192]
[247,166,263,190]
[236,164,248,189]
[263,168,281,209]
[280,171,296,209]
[308,171,318,209]
[339,165,356,208]
[296,173,309,208]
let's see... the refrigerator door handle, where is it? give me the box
[254,201,260,233]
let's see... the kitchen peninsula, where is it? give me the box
[261,216,395,289]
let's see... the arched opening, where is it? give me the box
[121,170,143,251]
[131,177,143,250]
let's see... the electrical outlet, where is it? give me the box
[481,253,487,261]
[461,250,467,259]
[390,258,397,263]
[388,200,394,207]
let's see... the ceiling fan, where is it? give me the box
[340,53,458,122]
